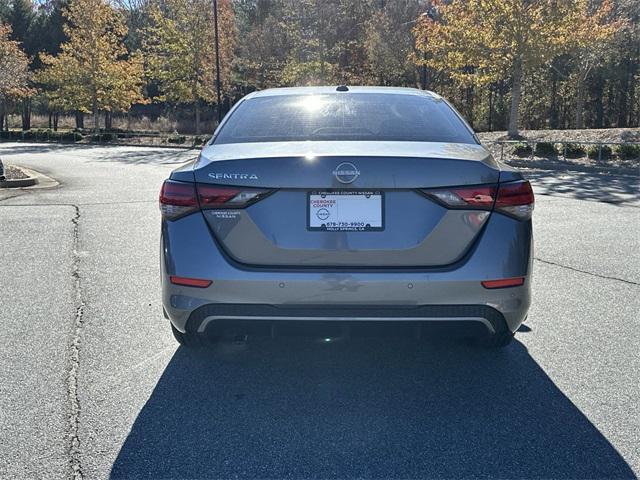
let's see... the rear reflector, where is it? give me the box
[169,276,212,288]
[481,277,525,289]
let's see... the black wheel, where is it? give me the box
[473,330,515,349]
[170,323,202,348]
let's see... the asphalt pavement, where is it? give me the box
[0,142,638,479]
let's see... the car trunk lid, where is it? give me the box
[192,141,500,268]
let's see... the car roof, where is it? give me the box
[245,86,442,99]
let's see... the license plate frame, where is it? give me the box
[307,190,384,232]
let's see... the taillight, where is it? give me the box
[159,180,198,220]
[495,180,534,220]
[421,180,534,220]
[422,185,497,209]
[160,180,274,220]
[197,184,272,208]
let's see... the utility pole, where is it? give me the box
[213,0,222,123]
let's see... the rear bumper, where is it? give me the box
[161,211,533,334]
[171,303,511,338]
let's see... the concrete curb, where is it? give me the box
[0,165,60,191]
[0,166,38,188]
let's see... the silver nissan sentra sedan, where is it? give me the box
[160,86,533,349]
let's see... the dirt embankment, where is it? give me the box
[477,128,640,144]
[476,128,639,174]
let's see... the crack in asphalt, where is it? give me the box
[0,193,24,203]
[534,257,639,286]
[67,204,85,480]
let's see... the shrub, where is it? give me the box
[0,131,18,140]
[512,143,532,156]
[89,132,117,142]
[563,143,586,158]
[587,145,612,160]
[61,131,83,142]
[614,144,640,159]
[168,135,186,144]
[534,142,557,157]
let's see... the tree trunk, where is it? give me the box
[488,85,493,131]
[618,58,630,127]
[466,84,474,128]
[575,69,587,129]
[575,79,585,129]
[53,112,59,131]
[0,100,4,132]
[49,112,53,130]
[105,111,112,131]
[93,95,99,133]
[508,59,523,138]
[593,75,604,128]
[628,58,637,127]
[75,111,84,129]
[195,100,201,135]
[21,98,31,131]
[549,64,558,129]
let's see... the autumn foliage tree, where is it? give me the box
[38,0,144,131]
[566,0,622,128]
[414,0,622,137]
[0,23,30,131]
[143,0,236,134]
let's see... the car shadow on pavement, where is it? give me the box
[110,338,634,479]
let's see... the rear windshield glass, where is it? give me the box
[214,93,476,144]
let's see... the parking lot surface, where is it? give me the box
[0,143,638,479]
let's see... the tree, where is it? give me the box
[0,22,30,131]
[38,0,144,131]
[415,0,580,137]
[566,0,622,128]
[365,0,423,86]
[143,0,236,133]
[7,0,35,53]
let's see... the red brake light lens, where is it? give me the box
[495,181,534,220]
[159,180,198,220]
[197,184,272,209]
[197,185,242,207]
[160,181,274,220]
[422,185,497,209]
[421,180,534,220]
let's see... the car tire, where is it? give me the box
[170,323,202,348]
[474,330,515,349]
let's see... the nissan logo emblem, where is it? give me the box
[333,162,360,184]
